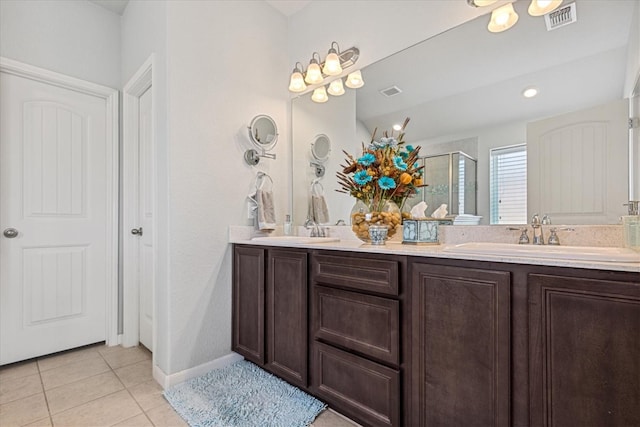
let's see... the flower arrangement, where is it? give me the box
[337,117,425,212]
[337,118,426,241]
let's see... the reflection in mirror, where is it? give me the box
[291,0,637,225]
[311,134,331,163]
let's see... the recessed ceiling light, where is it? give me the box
[523,87,539,98]
[393,124,402,131]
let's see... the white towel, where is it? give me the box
[256,189,276,231]
[312,194,330,225]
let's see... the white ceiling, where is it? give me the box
[88,0,129,15]
[265,0,311,17]
[355,0,635,143]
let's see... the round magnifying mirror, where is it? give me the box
[248,115,278,151]
[311,134,331,163]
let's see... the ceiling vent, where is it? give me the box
[545,2,577,31]
[380,86,403,97]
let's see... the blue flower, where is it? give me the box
[357,153,375,166]
[354,170,372,185]
[393,156,408,171]
[378,176,396,190]
[399,151,408,159]
[405,144,415,152]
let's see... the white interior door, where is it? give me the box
[0,64,117,365]
[527,98,629,224]
[137,87,154,350]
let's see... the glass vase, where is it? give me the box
[350,199,402,243]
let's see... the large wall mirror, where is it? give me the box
[292,0,638,226]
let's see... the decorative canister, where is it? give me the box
[402,218,452,244]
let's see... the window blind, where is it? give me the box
[490,144,527,224]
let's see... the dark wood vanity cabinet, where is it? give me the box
[232,245,308,388]
[409,261,512,427]
[310,251,405,427]
[528,273,640,427]
[233,244,640,427]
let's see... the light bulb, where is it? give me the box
[327,79,345,96]
[488,3,519,33]
[345,70,364,89]
[523,87,539,98]
[393,124,402,131]
[311,86,329,103]
[288,70,307,93]
[323,52,342,76]
[528,0,562,16]
[305,61,323,84]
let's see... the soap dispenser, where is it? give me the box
[284,214,293,236]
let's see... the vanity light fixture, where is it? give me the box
[345,70,365,89]
[322,42,343,76]
[522,87,539,98]
[488,2,519,33]
[470,0,566,33]
[327,78,345,96]
[528,0,562,16]
[288,62,307,93]
[311,86,329,103]
[304,53,324,85]
[289,42,360,95]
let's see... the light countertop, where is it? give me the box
[229,226,640,273]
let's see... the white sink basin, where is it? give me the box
[251,236,340,244]
[443,242,639,263]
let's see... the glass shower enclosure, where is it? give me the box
[409,151,477,216]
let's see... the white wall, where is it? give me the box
[165,0,289,374]
[120,0,171,374]
[624,0,639,96]
[287,1,497,75]
[0,0,120,88]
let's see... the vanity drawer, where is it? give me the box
[311,252,399,296]
[312,285,399,366]
[312,342,400,427]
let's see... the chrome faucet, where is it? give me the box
[531,213,544,245]
[304,218,325,237]
[547,227,575,245]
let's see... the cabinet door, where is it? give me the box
[266,249,308,388]
[232,245,265,365]
[529,274,640,427]
[410,263,511,427]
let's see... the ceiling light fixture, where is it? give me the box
[392,124,403,131]
[322,42,343,76]
[523,87,539,98]
[528,0,563,16]
[488,2,519,33]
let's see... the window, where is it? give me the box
[490,144,527,224]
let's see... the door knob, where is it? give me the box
[3,228,19,238]
[131,227,143,236]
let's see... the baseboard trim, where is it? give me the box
[152,352,244,389]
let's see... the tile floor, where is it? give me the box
[0,344,358,427]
